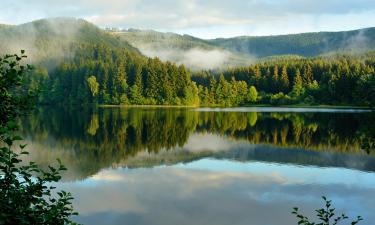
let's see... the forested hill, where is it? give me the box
[114,27,375,66]
[0,18,138,67]
[2,18,375,70]
[1,18,375,107]
[114,29,253,70]
[209,27,375,57]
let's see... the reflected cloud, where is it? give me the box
[54,163,375,225]
[181,133,241,152]
[91,170,127,182]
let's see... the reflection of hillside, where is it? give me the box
[21,107,199,179]
[214,144,375,173]
[196,111,375,153]
[20,107,375,179]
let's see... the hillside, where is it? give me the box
[209,27,375,57]
[0,18,138,67]
[2,18,374,70]
[113,29,254,70]
[111,27,375,68]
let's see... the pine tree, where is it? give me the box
[209,77,217,104]
[112,61,128,104]
[129,84,143,105]
[280,66,290,93]
[254,65,261,87]
[291,68,304,97]
[302,65,314,86]
[272,66,279,93]
[134,64,143,94]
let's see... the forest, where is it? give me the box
[29,44,200,106]
[193,52,375,106]
[26,44,375,107]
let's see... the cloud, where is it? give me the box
[0,0,374,38]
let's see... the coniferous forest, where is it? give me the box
[31,44,199,106]
[26,44,375,107]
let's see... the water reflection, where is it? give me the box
[20,107,375,225]
[56,160,375,225]
[20,107,375,180]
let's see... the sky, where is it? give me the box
[0,0,375,39]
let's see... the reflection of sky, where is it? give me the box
[56,159,375,225]
[174,159,375,188]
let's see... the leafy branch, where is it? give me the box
[292,196,363,225]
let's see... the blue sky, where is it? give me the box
[1,0,375,38]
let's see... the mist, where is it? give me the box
[137,45,253,70]
[0,18,86,67]
[344,29,373,53]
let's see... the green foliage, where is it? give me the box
[355,74,375,106]
[86,75,99,97]
[292,196,363,225]
[0,52,35,124]
[291,68,304,97]
[270,92,293,105]
[0,51,79,224]
[280,66,290,93]
[0,123,78,224]
[247,86,258,103]
[42,44,199,106]
[193,52,375,106]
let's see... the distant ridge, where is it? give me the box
[114,29,253,70]
[209,27,375,57]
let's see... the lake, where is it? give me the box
[20,107,375,225]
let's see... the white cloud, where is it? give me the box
[0,0,374,38]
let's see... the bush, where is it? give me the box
[270,92,294,105]
[0,122,79,224]
[292,196,363,225]
[0,52,79,224]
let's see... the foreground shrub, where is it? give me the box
[0,52,79,224]
[292,196,363,225]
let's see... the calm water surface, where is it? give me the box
[21,107,375,225]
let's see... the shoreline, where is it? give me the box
[97,104,374,110]
[98,104,197,108]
